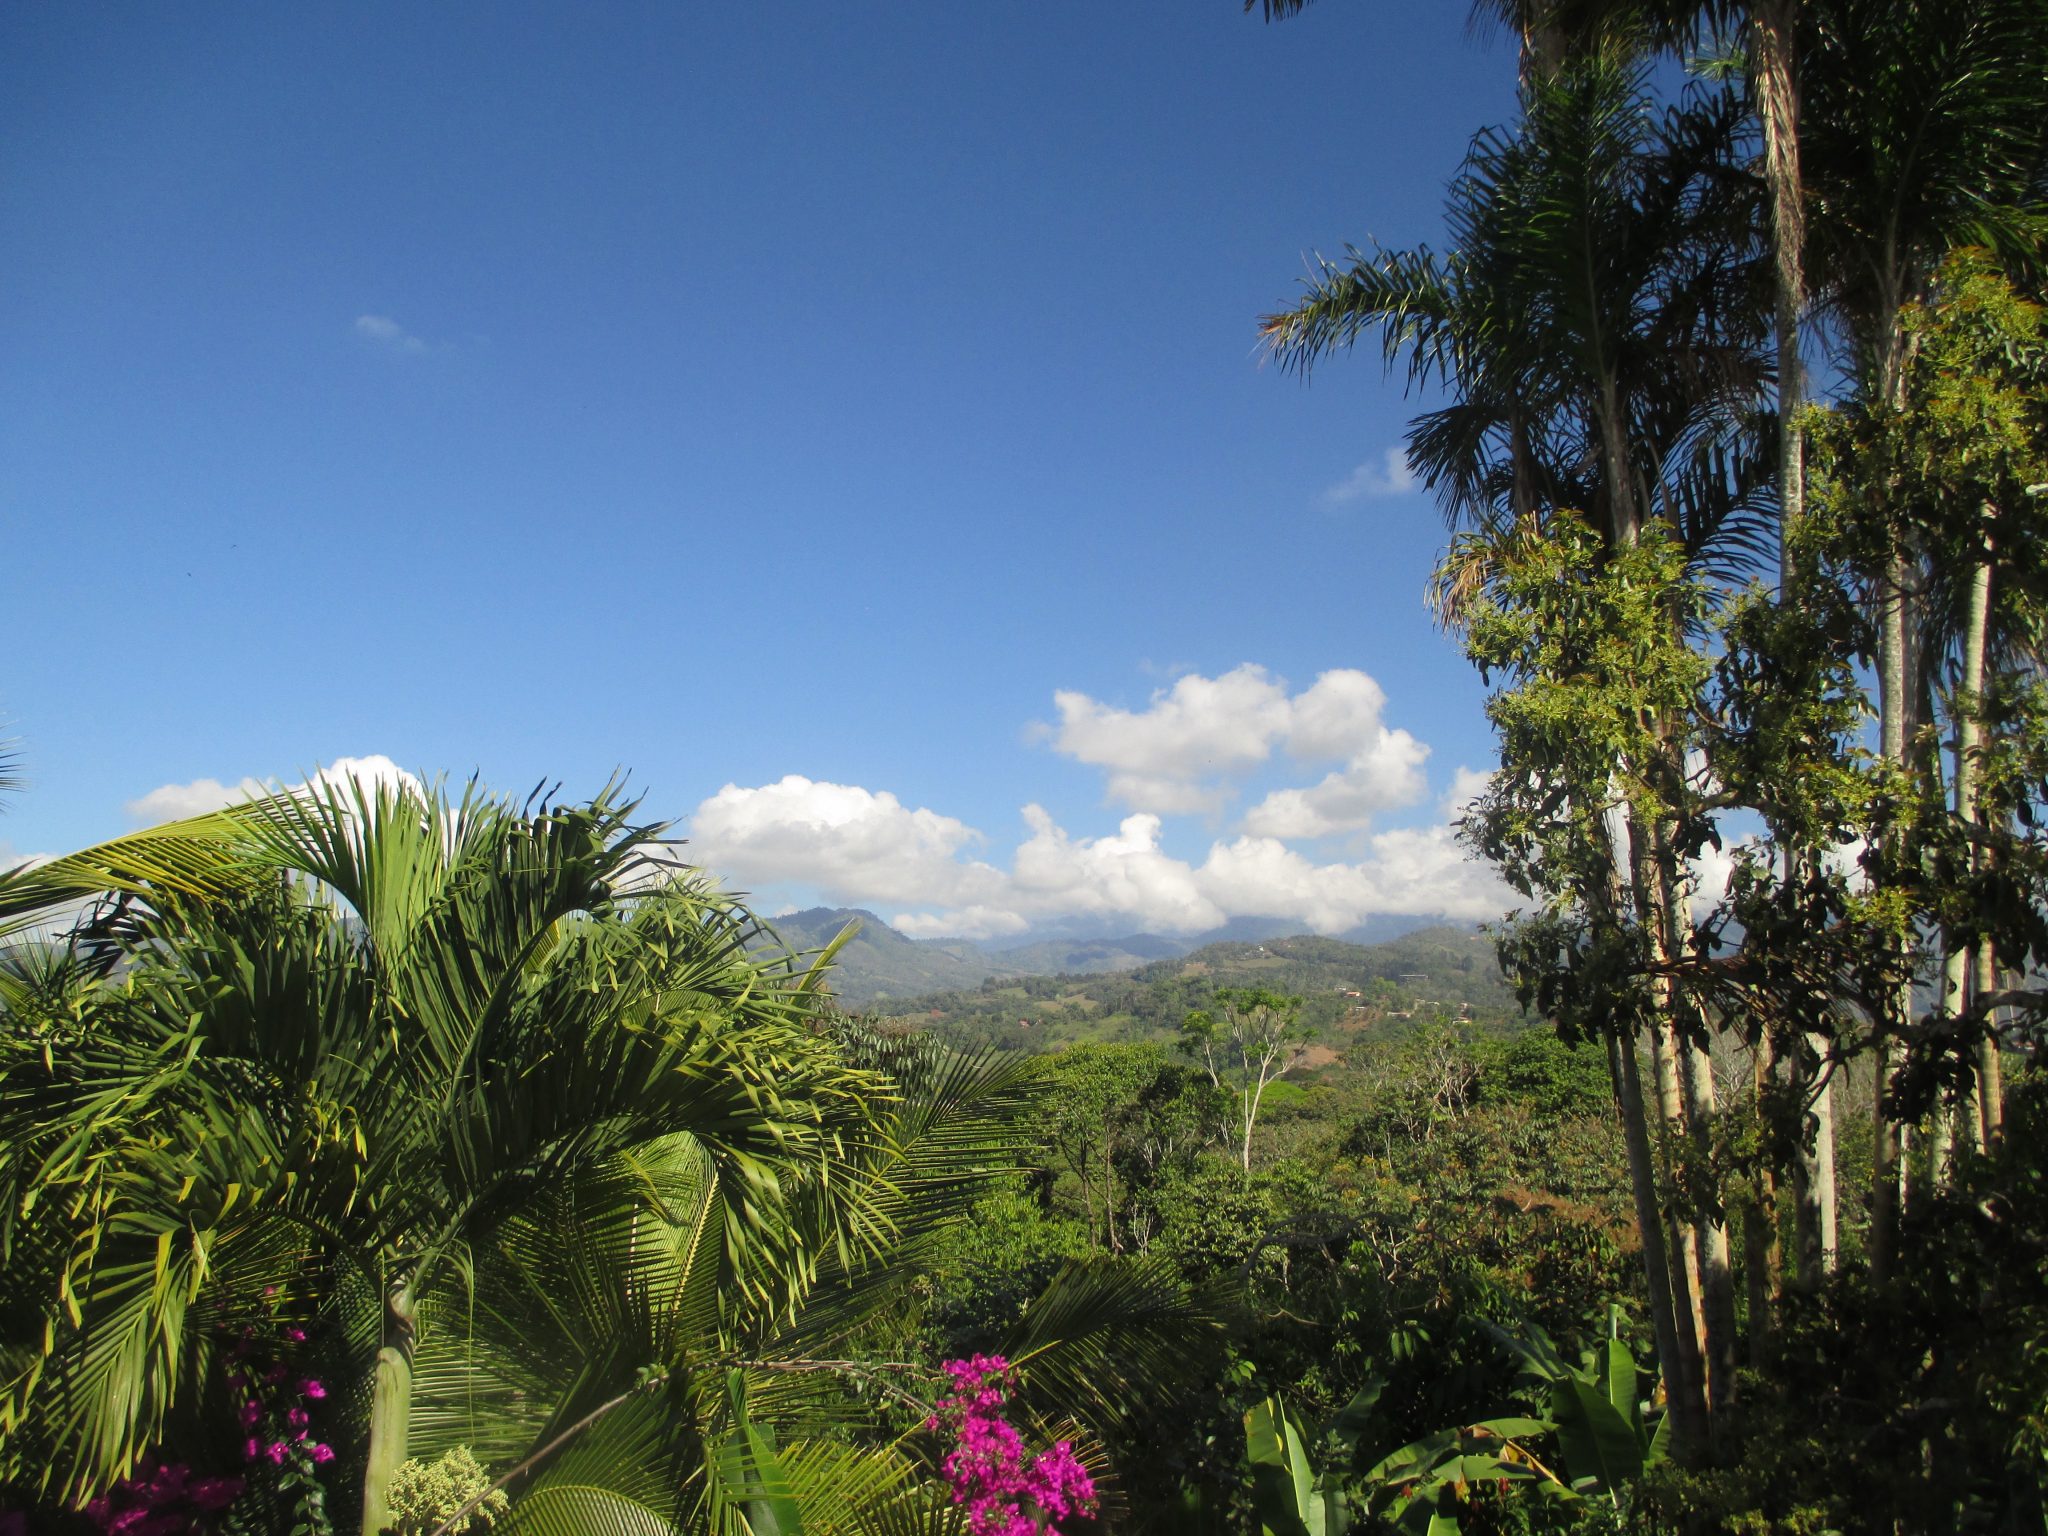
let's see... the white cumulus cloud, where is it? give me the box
[0,841,55,877]
[1440,765,1493,819]
[1045,664,1430,831]
[126,756,421,827]
[1046,665,1292,813]
[1323,446,1418,504]
[354,314,427,354]
[125,775,268,826]
[684,775,1512,943]
[1240,727,1431,839]
[687,775,1000,907]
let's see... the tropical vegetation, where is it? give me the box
[7,0,2048,1530]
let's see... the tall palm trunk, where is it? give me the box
[362,1274,418,1536]
[1613,1026,1708,1459]
[1791,1035,1839,1283]
[1755,0,1839,1291]
[1951,506,1996,1152]
[1933,511,1980,1205]
[1744,1040,1782,1365]
[1871,557,1911,1283]
[1661,841,1738,1412]
[1753,0,1804,584]
[1976,943,2005,1147]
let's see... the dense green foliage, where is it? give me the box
[0,784,1214,1535]
[1242,0,2048,1527]
[875,928,1518,1054]
[7,0,2048,1531]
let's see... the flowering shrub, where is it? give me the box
[74,1321,339,1536]
[82,1461,243,1536]
[927,1355,1096,1536]
[226,1327,334,1536]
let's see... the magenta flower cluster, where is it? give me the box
[80,1322,338,1534]
[226,1327,335,1471]
[926,1355,1097,1536]
[82,1460,243,1536]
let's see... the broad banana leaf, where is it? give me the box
[1550,1376,1644,1498]
[1644,1406,1672,1469]
[1245,1396,1326,1536]
[1596,1337,1642,1439]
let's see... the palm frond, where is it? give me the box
[1001,1256,1223,1430]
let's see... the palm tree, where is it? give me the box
[0,776,890,1533]
[1259,51,1771,1458]
[0,802,271,943]
[394,1024,1213,1534]
[1794,0,2048,1275]
[1249,0,1852,1305]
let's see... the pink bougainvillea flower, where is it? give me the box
[929,1357,1096,1536]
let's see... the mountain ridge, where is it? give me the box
[758,904,1479,1006]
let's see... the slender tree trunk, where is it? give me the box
[1871,559,1910,1283]
[1977,944,2005,1147]
[1662,842,1738,1414]
[1623,797,1712,1440]
[1613,1027,1707,1462]
[1241,1075,1258,1172]
[1789,1025,1838,1284]
[1650,1019,1709,1371]
[1745,1040,1781,1366]
[1638,754,1739,1421]
[1754,3,1840,1282]
[1675,1024,1738,1409]
[1951,508,1995,1156]
[1754,0,1806,589]
[1930,1104,1954,1189]
[362,1274,417,1536]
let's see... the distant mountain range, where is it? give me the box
[758,905,1467,1006]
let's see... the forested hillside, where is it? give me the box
[8,1,2048,1533]
[875,926,1518,1052]
[762,904,1458,1006]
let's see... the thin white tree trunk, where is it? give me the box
[1977,944,2005,1147]
[1745,1040,1781,1366]
[1754,5,1838,1288]
[1614,1026,1708,1459]
[1663,843,1738,1411]
[1952,508,1995,1154]
[1812,1054,1837,1271]
[1871,557,1910,1283]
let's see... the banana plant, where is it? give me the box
[1353,1409,1568,1535]
[1489,1313,1669,1507]
[1242,1393,1353,1536]
[1247,1311,1668,1535]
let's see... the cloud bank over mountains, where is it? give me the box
[120,670,1512,942]
[690,665,1509,940]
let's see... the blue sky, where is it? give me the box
[4,2,1529,938]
